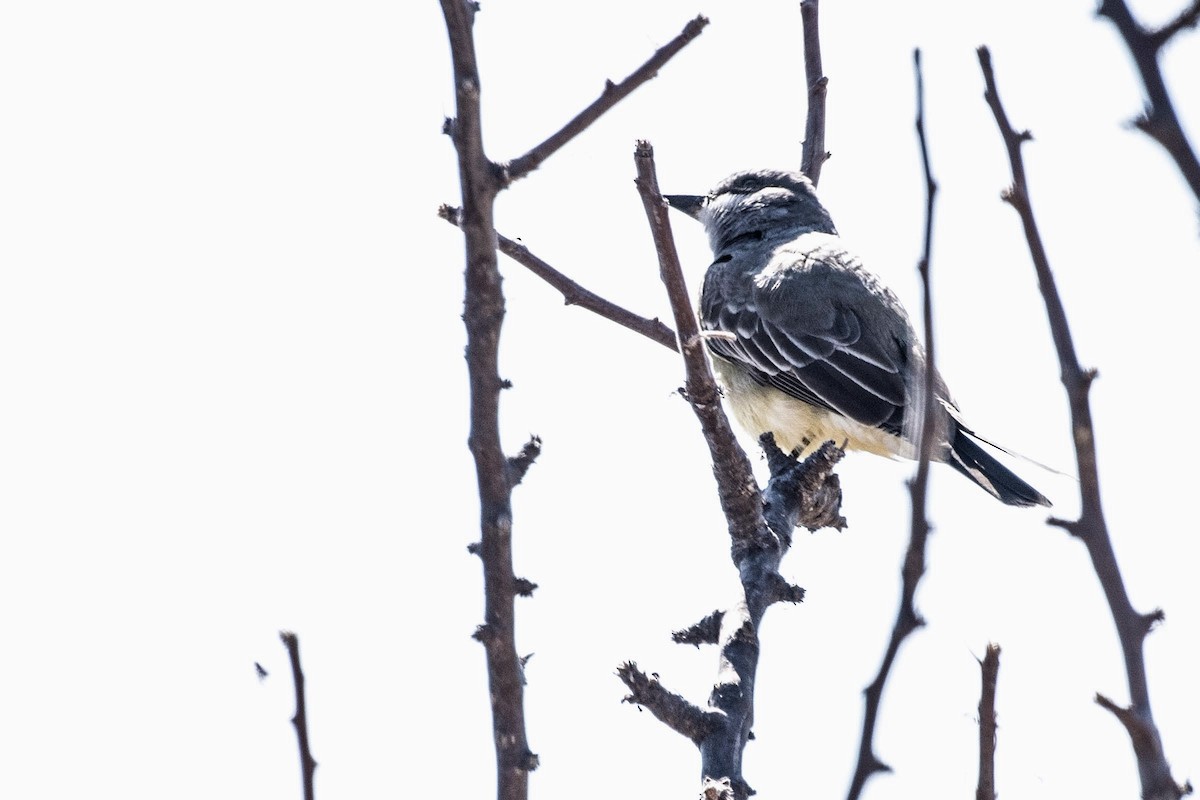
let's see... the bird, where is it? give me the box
[664,168,1050,507]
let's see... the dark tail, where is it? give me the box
[947,426,1051,507]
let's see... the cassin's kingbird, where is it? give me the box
[666,168,1049,507]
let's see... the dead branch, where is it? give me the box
[977,45,1190,800]
[1096,0,1200,204]
[799,0,830,183]
[438,205,678,352]
[439,4,712,796]
[617,662,721,743]
[503,16,709,184]
[634,141,770,553]
[976,643,1001,800]
[622,140,843,800]
[280,631,317,800]
[847,49,939,800]
[439,3,533,797]
[673,611,724,647]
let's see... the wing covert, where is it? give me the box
[699,244,912,436]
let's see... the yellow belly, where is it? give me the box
[712,358,910,459]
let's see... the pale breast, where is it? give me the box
[713,357,911,459]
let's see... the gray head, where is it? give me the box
[665,169,837,252]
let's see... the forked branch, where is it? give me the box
[1096,0,1200,204]
[504,16,709,184]
[618,141,843,800]
[440,6,713,797]
[438,205,678,352]
[977,45,1190,800]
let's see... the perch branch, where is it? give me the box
[504,16,709,184]
[847,50,939,800]
[760,434,846,536]
[634,141,769,554]
[627,140,842,800]
[439,205,678,351]
[978,45,1190,800]
[280,631,317,800]
[799,0,830,183]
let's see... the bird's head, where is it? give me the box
[665,169,836,252]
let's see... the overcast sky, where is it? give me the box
[2,1,1198,799]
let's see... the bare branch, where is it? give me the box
[1153,0,1200,44]
[1093,694,1194,796]
[279,631,317,800]
[673,611,724,647]
[617,661,721,743]
[977,643,1001,800]
[506,435,543,488]
[978,45,1189,800]
[912,45,941,479]
[1095,0,1200,204]
[847,50,939,800]
[439,205,678,351]
[799,0,830,183]
[440,1,502,201]
[634,141,772,555]
[503,16,709,184]
[627,141,849,800]
[439,3,535,797]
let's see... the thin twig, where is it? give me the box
[439,3,534,798]
[976,643,1001,800]
[912,47,940,477]
[438,205,678,351]
[504,16,709,184]
[1096,0,1200,204]
[977,45,1190,800]
[1154,0,1200,45]
[846,49,939,800]
[799,0,830,183]
[280,631,317,800]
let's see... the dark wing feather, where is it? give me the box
[701,242,910,435]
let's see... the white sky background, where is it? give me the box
[1,1,1198,798]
